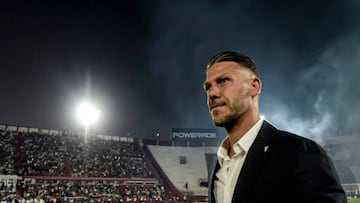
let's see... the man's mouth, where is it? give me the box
[209,102,226,110]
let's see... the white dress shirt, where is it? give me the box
[214,118,264,203]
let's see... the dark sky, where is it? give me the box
[1,0,360,142]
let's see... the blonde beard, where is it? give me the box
[211,97,247,127]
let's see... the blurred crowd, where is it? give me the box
[1,130,150,178]
[0,129,180,202]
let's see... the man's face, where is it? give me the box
[204,61,256,127]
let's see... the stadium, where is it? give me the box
[0,123,359,203]
[2,0,360,202]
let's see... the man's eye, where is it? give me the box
[219,78,228,84]
[204,84,210,91]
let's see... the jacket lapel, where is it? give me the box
[208,161,220,203]
[231,121,276,202]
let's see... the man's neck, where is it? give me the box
[226,114,260,147]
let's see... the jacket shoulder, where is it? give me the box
[261,120,325,153]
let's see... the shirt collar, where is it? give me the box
[217,118,264,166]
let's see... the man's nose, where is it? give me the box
[207,86,220,100]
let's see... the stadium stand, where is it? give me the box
[1,124,359,201]
[324,135,360,199]
[145,145,217,201]
[0,126,184,202]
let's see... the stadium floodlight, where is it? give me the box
[76,101,100,141]
[156,132,160,145]
[77,102,100,126]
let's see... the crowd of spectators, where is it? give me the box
[0,130,15,175]
[0,129,179,202]
[20,180,173,203]
[11,131,150,178]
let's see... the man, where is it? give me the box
[204,51,346,203]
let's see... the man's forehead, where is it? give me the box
[206,61,247,78]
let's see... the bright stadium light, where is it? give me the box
[77,102,100,126]
[76,101,100,141]
[156,132,160,145]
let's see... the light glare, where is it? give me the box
[77,102,100,126]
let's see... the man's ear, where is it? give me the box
[250,77,262,96]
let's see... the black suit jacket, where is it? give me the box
[208,121,346,203]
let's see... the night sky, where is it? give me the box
[1,0,360,142]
